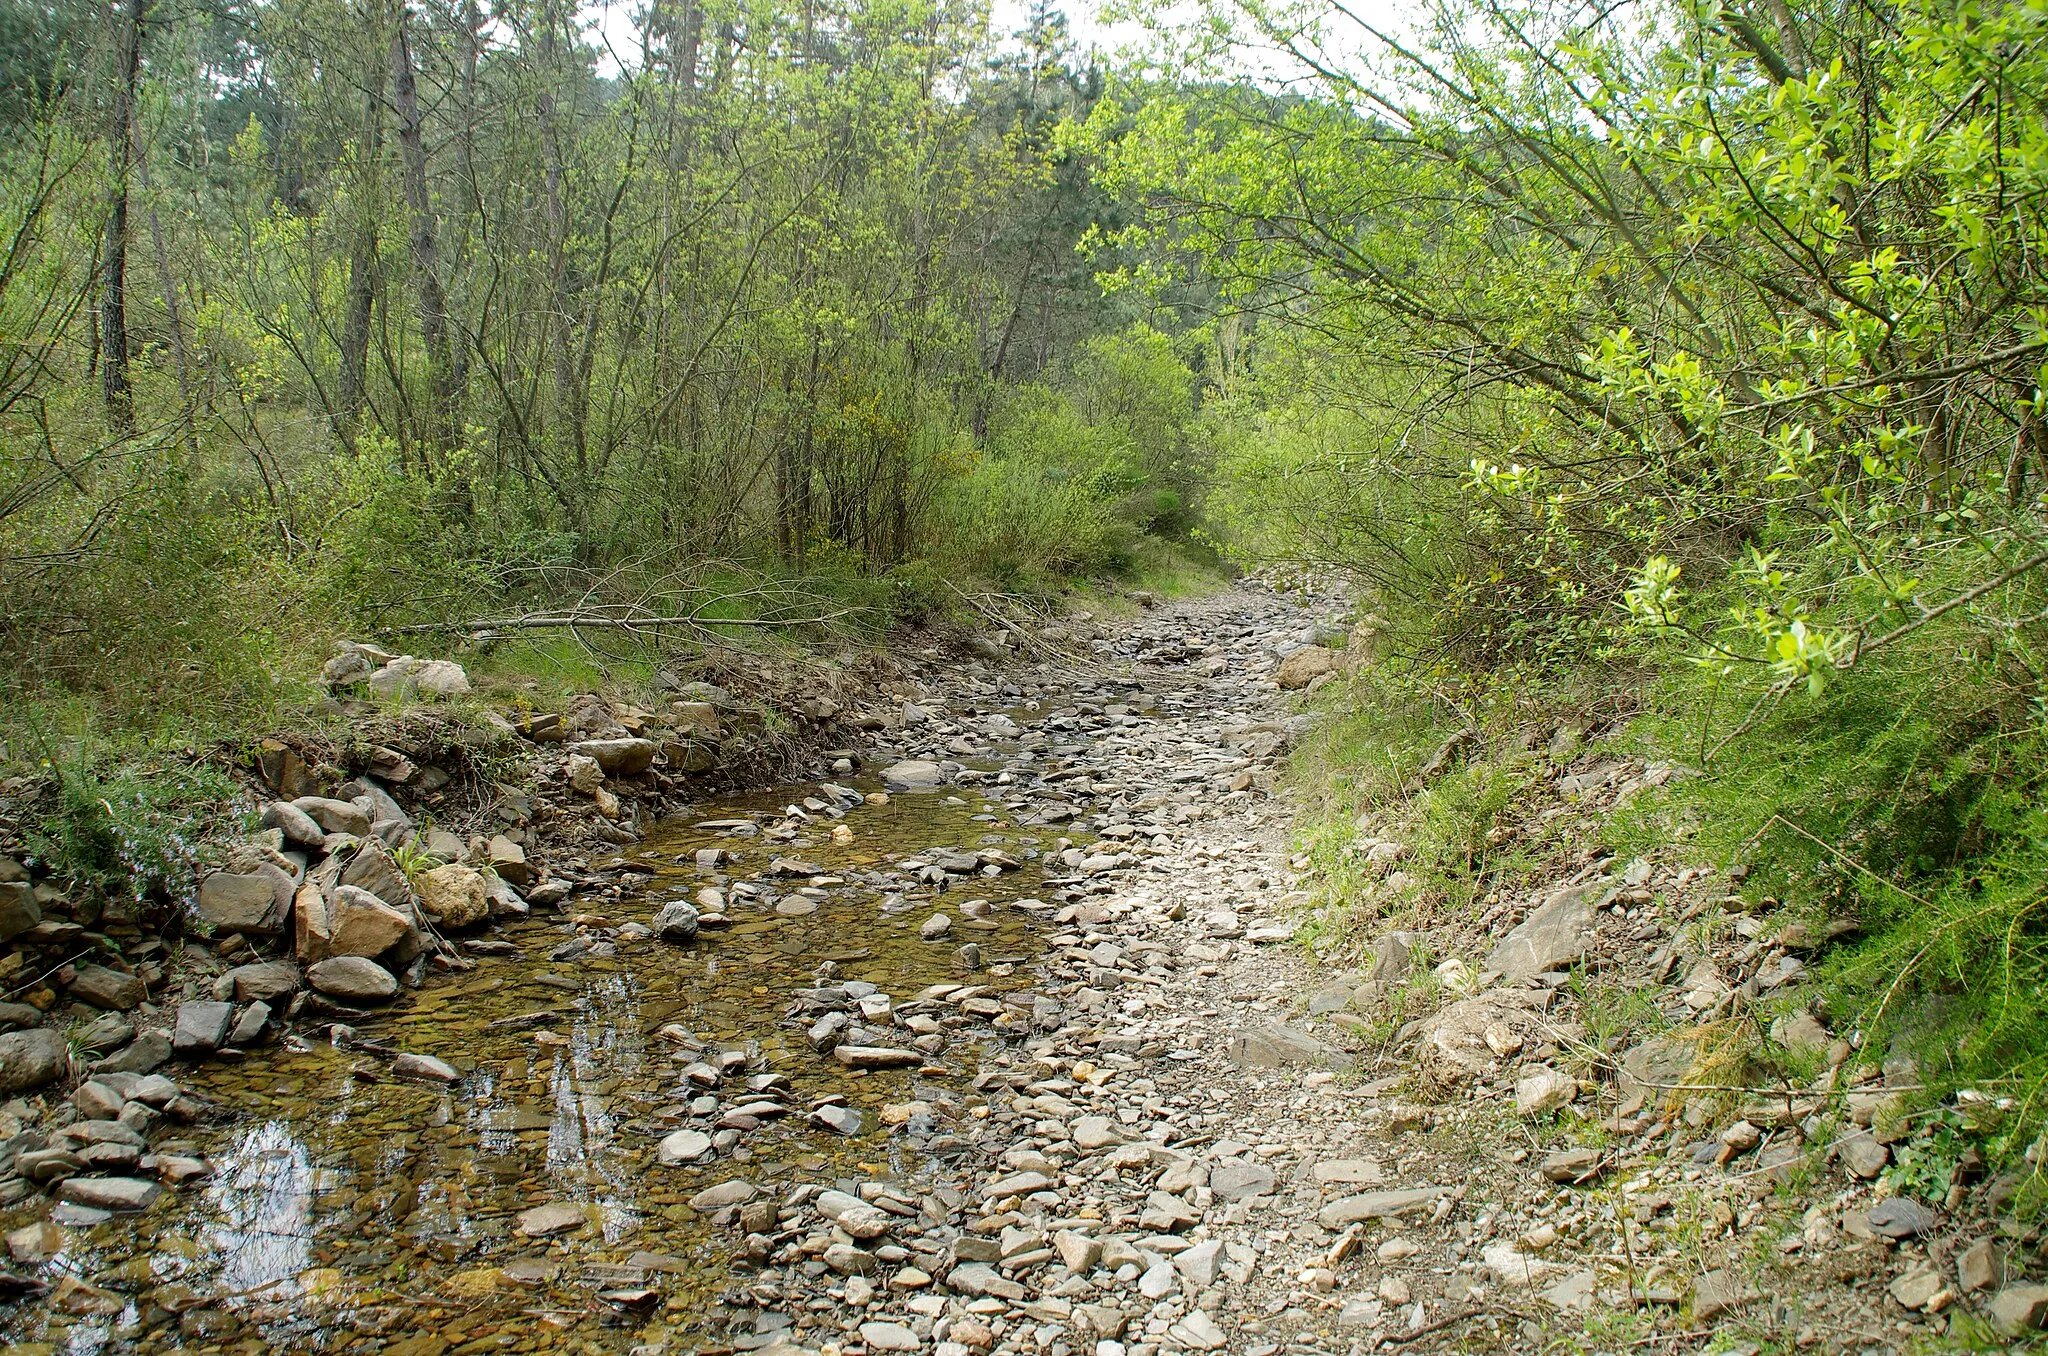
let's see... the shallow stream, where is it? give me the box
[10,763,1085,1354]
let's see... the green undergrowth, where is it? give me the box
[1288,612,2048,1209]
[1606,628,2048,1206]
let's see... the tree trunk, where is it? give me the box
[99,0,145,430]
[336,80,384,440]
[392,10,454,455]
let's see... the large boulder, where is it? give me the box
[882,760,947,790]
[323,886,419,960]
[307,956,400,1003]
[67,964,145,1011]
[1488,882,1613,981]
[416,865,490,929]
[197,867,291,935]
[569,738,657,775]
[1275,646,1338,690]
[0,1028,68,1093]
[223,961,301,1005]
[366,656,471,699]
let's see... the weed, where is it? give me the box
[19,736,238,922]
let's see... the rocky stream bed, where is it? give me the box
[2,582,2042,1356]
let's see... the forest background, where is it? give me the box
[8,0,2048,1190]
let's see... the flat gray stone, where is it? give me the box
[881,760,947,789]
[1208,1161,1276,1201]
[1487,882,1613,981]
[948,1262,1027,1300]
[197,868,291,935]
[1226,1020,1353,1071]
[171,1002,233,1056]
[689,1180,757,1212]
[859,1322,921,1351]
[393,1052,459,1082]
[223,961,301,1004]
[67,964,145,1011]
[92,1031,170,1076]
[1989,1282,2048,1332]
[1316,1186,1451,1229]
[516,1203,585,1237]
[57,1176,162,1212]
[657,1130,713,1165]
[1866,1196,1937,1239]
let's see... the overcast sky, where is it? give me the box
[587,0,1421,83]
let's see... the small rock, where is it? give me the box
[261,800,327,849]
[859,1322,921,1352]
[882,760,947,789]
[223,961,301,1005]
[1175,1238,1224,1286]
[1488,882,1611,981]
[688,1179,757,1212]
[67,963,146,1011]
[824,1242,876,1275]
[197,868,291,934]
[1888,1263,1948,1312]
[948,1262,1027,1300]
[833,1046,921,1069]
[920,914,953,940]
[1227,1020,1353,1071]
[393,1052,460,1082]
[1209,1161,1276,1201]
[1539,1148,1602,1183]
[657,1130,713,1165]
[1988,1282,2048,1332]
[226,1000,272,1046]
[415,864,491,928]
[1959,1237,2004,1293]
[1275,646,1336,689]
[1515,1066,1575,1117]
[1692,1268,1757,1321]
[1167,1311,1228,1351]
[1073,1116,1125,1150]
[813,1103,863,1136]
[568,738,657,775]
[6,1220,68,1264]
[1865,1196,1937,1240]
[0,881,38,942]
[1316,1187,1449,1229]
[0,1027,72,1095]
[516,1203,585,1237]
[1054,1231,1101,1272]
[1838,1132,1889,1179]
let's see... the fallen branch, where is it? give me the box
[378,609,857,637]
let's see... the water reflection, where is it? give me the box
[204,1118,317,1296]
